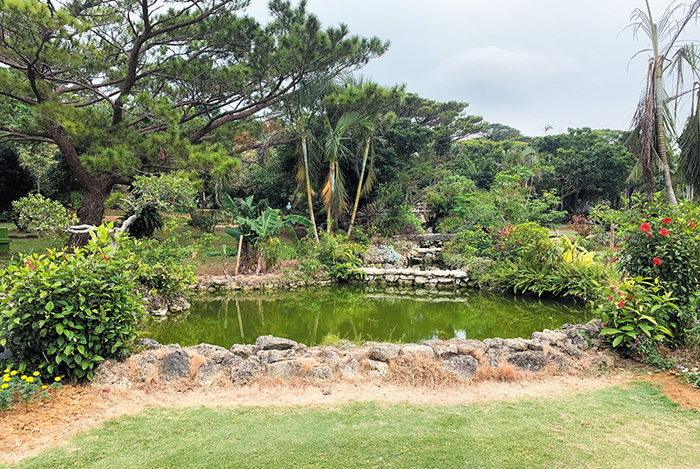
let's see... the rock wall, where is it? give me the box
[353,268,471,289]
[94,322,615,388]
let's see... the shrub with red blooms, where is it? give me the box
[620,195,700,338]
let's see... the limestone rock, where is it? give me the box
[433,344,458,358]
[370,343,401,362]
[306,366,333,380]
[136,338,162,351]
[256,335,298,351]
[230,344,259,358]
[233,356,262,383]
[161,349,191,381]
[259,349,293,364]
[443,355,479,379]
[265,359,302,379]
[507,351,547,372]
[399,344,436,358]
[367,359,390,379]
[167,295,191,313]
[338,358,361,378]
[186,343,230,358]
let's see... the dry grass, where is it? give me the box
[473,362,527,382]
[388,356,461,388]
[187,353,206,378]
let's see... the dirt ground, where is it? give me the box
[2,368,698,465]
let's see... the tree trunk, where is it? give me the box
[301,137,319,242]
[347,136,370,237]
[327,162,334,234]
[654,63,678,205]
[69,183,113,247]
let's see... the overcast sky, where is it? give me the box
[247,1,699,137]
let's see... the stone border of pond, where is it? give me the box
[94,322,615,388]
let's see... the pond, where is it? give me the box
[140,286,590,348]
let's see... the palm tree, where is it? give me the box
[627,0,700,205]
[283,82,330,242]
[322,112,366,233]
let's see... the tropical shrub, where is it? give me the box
[494,222,552,263]
[121,228,197,299]
[441,228,494,269]
[0,226,144,380]
[596,278,675,357]
[374,183,422,236]
[11,193,78,235]
[569,215,594,237]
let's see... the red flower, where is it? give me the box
[660,228,669,237]
[647,232,652,238]
[640,222,651,232]
[610,286,616,291]
[692,220,696,229]
[653,257,662,265]
[612,257,617,263]
[617,301,625,307]
[662,218,672,224]
[618,291,623,296]
[28,264,35,270]
[103,253,107,260]
[607,296,613,301]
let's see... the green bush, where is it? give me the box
[0,226,144,380]
[11,193,78,235]
[495,222,552,263]
[121,227,197,299]
[374,184,422,236]
[619,197,700,336]
[596,278,676,357]
[441,228,494,269]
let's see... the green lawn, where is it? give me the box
[5,384,700,469]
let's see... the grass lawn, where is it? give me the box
[4,384,700,469]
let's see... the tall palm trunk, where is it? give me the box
[326,161,335,233]
[654,63,678,205]
[301,136,320,242]
[347,136,370,237]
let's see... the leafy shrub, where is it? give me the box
[295,233,367,281]
[495,258,616,301]
[441,228,494,269]
[619,197,700,337]
[424,175,477,228]
[11,194,78,235]
[0,226,144,380]
[374,184,422,236]
[121,228,197,299]
[596,278,676,356]
[495,222,552,263]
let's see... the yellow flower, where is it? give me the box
[42,385,47,389]
[54,377,61,382]
[10,370,17,376]
[20,375,27,380]
[33,371,40,377]
[1,383,8,389]
[26,377,34,383]
[3,369,8,373]
[2,375,9,382]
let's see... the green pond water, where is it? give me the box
[140,286,590,348]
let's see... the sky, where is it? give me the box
[246,0,700,137]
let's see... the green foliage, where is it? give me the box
[11,193,78,235]
[374,183,422,236]
[424,175,477,229]
[620,198,700,301]
[125,205,163,239]
[0,370,62,411]
[121,228,197,300]
[441,228,494,269]
[490,223,617,301]
[294,233,367,281]
[596,278,676,357]
[0,226,144,380]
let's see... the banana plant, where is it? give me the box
[223,195,312,273]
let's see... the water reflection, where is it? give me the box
[140,286,590,348]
